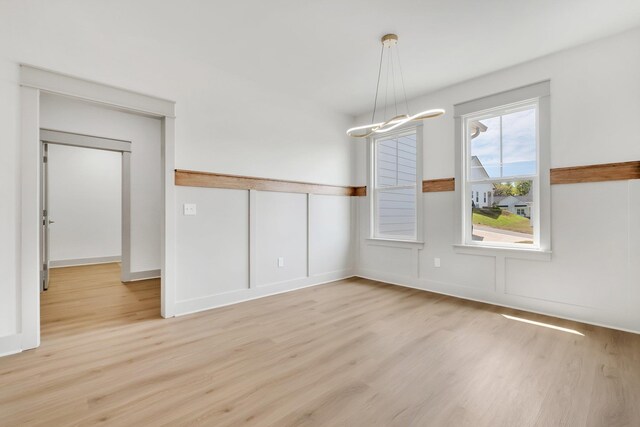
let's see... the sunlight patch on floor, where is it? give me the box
[501,314,585,336]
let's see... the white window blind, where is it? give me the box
[373,130,418,240]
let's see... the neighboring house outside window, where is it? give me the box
[495,194,533,219]
[469,156,494,209]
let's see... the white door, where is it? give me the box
[41,143,51,291]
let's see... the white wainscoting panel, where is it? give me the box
[255,191,308,287]
[420,251,496,292]
[175,186,250,302]
[504,182,629,309]
[355,182,640,333]
[359,244,414,277]
[173,187,354,316]
[309,194,354,276]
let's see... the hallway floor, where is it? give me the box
[41,263,160,338]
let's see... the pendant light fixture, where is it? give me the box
[346,34,445,138]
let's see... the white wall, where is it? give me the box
[48,144,121,265]
[354,27,640,333]
[0,2,354,349]
[40,93,162,273]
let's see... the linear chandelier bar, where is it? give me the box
[347,34,445,138]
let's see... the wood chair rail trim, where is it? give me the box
[423,177,455,193]
[175,169,359,196]
[550,161,640,185]
[176,161,640,197]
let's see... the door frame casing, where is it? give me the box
[20,65,176,350]
[40,129,133,284]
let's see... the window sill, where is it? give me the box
[453,244,551,261]
[366,238,425,249]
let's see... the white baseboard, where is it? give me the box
[0,334,22,357]
[50,255,121,268]
[174,269,354,316]
[49,257,160,282]
[356,269,640,335]
[124,269,161,282]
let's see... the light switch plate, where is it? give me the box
[183,203,197,216]
[434,257,441,268]
[277,257,284,267]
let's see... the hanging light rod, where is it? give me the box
[346,34,445,138]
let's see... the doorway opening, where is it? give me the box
[41,130,132,287]
[20,65,176,351]
[40,127,160,337]
[38,98,162,338]
[42,144,124,311]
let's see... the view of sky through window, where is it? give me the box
[470,108,536,179]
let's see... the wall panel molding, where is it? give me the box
[175,169,359,196]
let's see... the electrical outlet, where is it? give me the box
[277,257,284,268]
[434,257,441,268]
[183,203,197,216]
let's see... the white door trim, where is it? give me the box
[21,65,175,118]
[40,130,135,283]
[40,128,132,152]
[20,65,177,351]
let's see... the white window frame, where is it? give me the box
[453,81,551,258]
[463,100,540,248]
[368,125,423,243]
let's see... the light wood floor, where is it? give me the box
[1,263,639,426]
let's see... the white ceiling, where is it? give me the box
[17,1,640,116]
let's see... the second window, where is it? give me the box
[372,128,421,241]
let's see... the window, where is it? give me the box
[454,81,550,255]
[463,101,538,247]
[371,128,421,241]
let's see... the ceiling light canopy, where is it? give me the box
[347,34,445,138]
